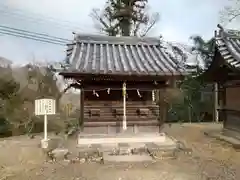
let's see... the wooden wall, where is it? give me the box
[226,86,240,111]
[220,85,240,138]
[82,90,161,134]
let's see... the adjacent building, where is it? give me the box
[203,24,240,138]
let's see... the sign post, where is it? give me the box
[35,98,56,148]
[44,113,48,141]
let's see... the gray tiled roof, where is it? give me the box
[65,34,186,76]
[215,24,240,68]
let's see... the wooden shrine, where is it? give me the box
[203,24,240,138]
[60,34,187,134]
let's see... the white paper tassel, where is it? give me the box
[107,88,110,94]
[137,89,142,97]
[93,90,99,97]
[152,90,155,102]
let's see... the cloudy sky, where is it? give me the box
[0,0,236,64]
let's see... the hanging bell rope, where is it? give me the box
[122,83,126,97]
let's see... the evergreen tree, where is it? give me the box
[91,0,159,36]
[190,35,215,69]
[168,36,215,123]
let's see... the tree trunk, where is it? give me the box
[121,19,131,36]
[55,85,73,112]
[188,106,192,123]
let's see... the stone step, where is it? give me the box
[222,129,240,141]
[77,135,166,145]
[204,130,240,149]
[84,117,159,122]
[83,120,160,127]
[118,143,131,155]
[145,142,177,151]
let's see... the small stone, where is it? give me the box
[70,158,80,164]
[61,160,71,166]
[79,158,86,163]
[51,148,70,161]
[92,156,104,163]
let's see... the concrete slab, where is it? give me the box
[127,142,146,149]
[77,133,166,146]
[204,131,240,149]
[181,122,222,127]
[78,144,118,155]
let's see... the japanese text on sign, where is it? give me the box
[35,98,56,115]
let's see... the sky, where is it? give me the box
[0,0,236,64]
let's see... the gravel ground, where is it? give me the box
[0,123,240,180]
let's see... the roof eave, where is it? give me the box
[59,72,185,81]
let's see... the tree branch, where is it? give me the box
[140,13,159,37]
[228,12,240,22]
[90,9,110,29]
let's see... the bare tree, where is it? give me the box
[220,0,240,24]
[91,8,119,36]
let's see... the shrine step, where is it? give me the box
[81,124,161,134]
[77,133,167,146]
[84,117,159,122]
[83,120,160,127]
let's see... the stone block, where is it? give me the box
[50,148,70,161]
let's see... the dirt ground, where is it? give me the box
[0,123,240,180]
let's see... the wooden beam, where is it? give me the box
[223,79,240,87]
[59,72,184,81]
[69,81,169,90]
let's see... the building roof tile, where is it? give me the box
[65,34,187,77]
[215,24,240,68]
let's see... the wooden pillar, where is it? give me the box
[158,89,167,132]
[214,82,219,123]
[162,87,168,121]
[122,82,127,130]
[157,89,161,132]
[219,82,226,126]
[79,88,84,130]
